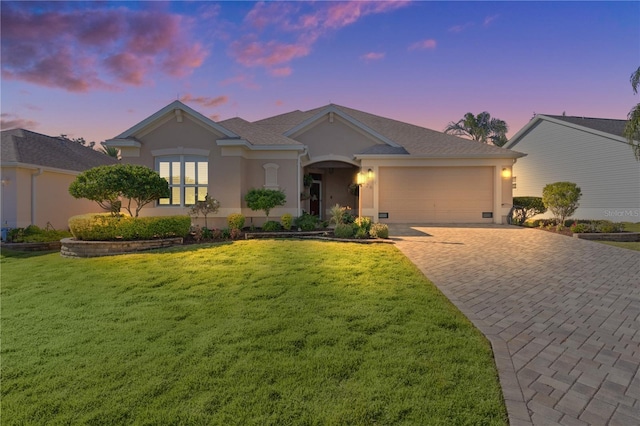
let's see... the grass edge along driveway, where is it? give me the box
[1,240,507,425]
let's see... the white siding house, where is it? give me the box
[505,115,640,221]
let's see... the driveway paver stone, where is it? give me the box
[390,225,640,426]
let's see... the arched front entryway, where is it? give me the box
[302,159,360,219]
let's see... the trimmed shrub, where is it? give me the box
[262,221,281,232]
[244,188,286,219]
[570,223,591,233]
[280,214,293,230]
[542,182,582,228]
[5,225,72,243]
[69,214,190,241]
[369,223,389,239]
[511,197,546,225]
[227,213,245,230]
[294,213,318,231]
[334,223,355,238]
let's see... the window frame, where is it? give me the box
[156,155,209,207]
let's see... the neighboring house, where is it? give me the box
[1,129,118,230]
[105,101,524,227]
[505,115,640,221]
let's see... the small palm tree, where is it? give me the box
[100,142,120,159]
[444,111,509,147]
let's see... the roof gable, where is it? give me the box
[115,100,239,140]
[507,114,630,149]
[1,129,118,171]
[282,105,402,148]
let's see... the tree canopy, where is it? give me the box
[624,66,640,161]
[69,164,170,217]
[444,112,509,147]
[244,188,286,218]
[542,182,582,227]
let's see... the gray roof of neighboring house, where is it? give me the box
[1,128,118,171]
[543,115,627,138]
[217,117,302,146]
[256,104,524,158]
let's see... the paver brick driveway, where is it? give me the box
[390,225,639,426]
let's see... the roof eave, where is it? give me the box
[216,139,305,151]
[355,152,526,160]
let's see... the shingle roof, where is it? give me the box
[1,129,118,171]
[544,115,627,138]
[217,117,302,146]
[257,104,524,158]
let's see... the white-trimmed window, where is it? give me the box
[156,156,208,206]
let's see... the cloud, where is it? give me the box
[275,100,284,106]
[269,67,293,77]
[180,94,229,108]
[230,0,409,76]
[0,113,39,130]
[484,14,499,27]
[0,3,207,92]
[409,39,437,51]
[219,74,260,90]
[448,23,474,33]
[209,114,221,122]
[231,38,310,68]
[361,52,386,61]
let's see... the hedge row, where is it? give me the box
[69,214,191,241]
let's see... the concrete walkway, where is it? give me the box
[389,225,639,426]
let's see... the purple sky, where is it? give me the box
[1,1,638,145]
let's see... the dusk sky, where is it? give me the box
[1,1,638,145]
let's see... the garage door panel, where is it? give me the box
[379,167,493,223]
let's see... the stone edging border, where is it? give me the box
[573,232,640,242]
[60,237,183,258]
[0,241,62,252]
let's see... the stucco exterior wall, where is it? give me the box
[510,120,640,220]
[1,166,105,229]
[294,115,383,159]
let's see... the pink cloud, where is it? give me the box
[209,114,221,122]
[409,39,437,51]
[361,52,386,61]
[180,94,229,108]
[0,113,39,130]
[269,67,293,77]
[231,39,310,68]
[219,74,260,90]
[0,4,208,92]
[275,100,284,106]
[231,1,409,76]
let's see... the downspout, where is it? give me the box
[297,147,308,217]
[31,168,43,226]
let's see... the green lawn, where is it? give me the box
[1,240,507,425]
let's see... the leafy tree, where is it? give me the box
[69,164,170,217]
[60,134,95,148]
[444,111,509,146]
[542,182,582,227]
[244,188,286,219]
[188,194,220,228]
[511,196,547,225]
[624,66,640,161]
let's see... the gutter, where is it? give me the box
[31,168,43,225]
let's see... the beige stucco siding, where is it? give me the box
[378,166,494,223]
[295,115,384,160]
[0,166,105,229]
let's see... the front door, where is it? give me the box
[309,174,322,218]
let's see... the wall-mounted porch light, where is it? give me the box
[1,177,10,186]
[501,168,512,179]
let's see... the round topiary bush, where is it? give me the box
[262,221,282,232]
[369,223,389,239]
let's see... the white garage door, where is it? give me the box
[378,167,494,223]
